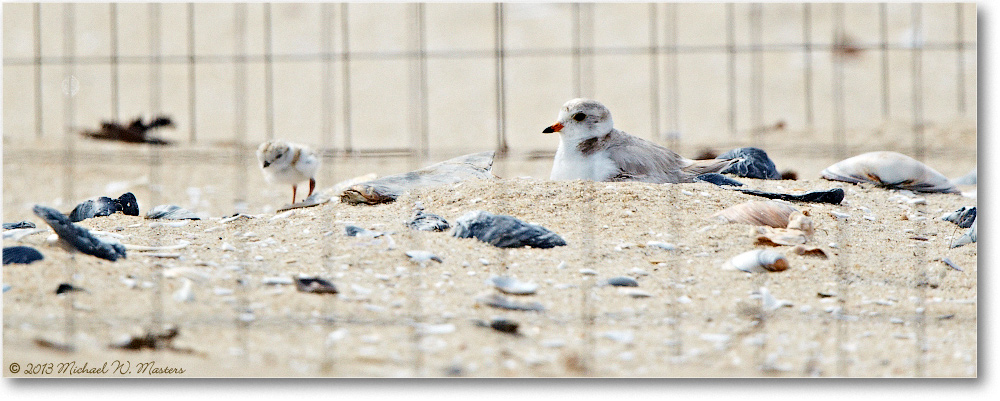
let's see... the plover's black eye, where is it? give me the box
[573,112,587,122]
[275,153,282,159]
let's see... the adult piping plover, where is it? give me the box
[543,98,738,183]
[256,140,320,204]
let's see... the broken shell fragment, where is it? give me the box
[791,245,828,259]
[294,277,339,294]
[711,200,799,228]
[723,250,789,273]
[753,227,807,246]
[475,293,545,312]
[146,205,200,220]
[3,246,44,265]
[488,276,539,295]
[820,151,959,193]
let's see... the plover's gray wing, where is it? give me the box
[602,130,692,184]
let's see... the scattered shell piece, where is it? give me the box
[602,276,639,287]
[478,317,520,335]
[717,147,781,179]
[33,205,127,261]
[417,323,456,335]
[345,225,384,237]
[951,218,977,248]
[3,246,44,265]
[276,191,332,212]
[695,173,744,187]
[753,227,808,246]
[759,287,792,311]
[711,200,799,228]
[579,268,598,276]
[830,211,850,219]
[33,338,75,352]
[942,206,976,228]
[723,250,789,273]
[3,221,36,230]
[109,325,191,353]
[791,245,828,259]
[148,221,189,228]
[123,241,190,252]
[407,203,451,232]
[341,151,495,205]
[270,210,295,221]
[146,205,200,220]
[173,279,195,302]
[162,267,210,282]
[939,257,963,272]
[68,192,139,222]
[294,277,339,294]
[619,288,653,298]
[262,276,294,285]
[952,169,977,186]
[56,283,86,295]
[3,228,46,241]
[786,211,814,236]
[219,213,253,223]
[476,293,545,312]
[820,151,959,193]
[488,276,539,295]
[220,242,236,251]
[646,241,676,251]
[406,250,443,264]
[451,210,566,249]
[599,331,634,344]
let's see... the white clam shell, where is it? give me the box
[723,250,789,273]
[711,200,799,228]
[820,151,959,193]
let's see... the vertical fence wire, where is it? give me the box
[665,3,679,150]
[233,4,249,212]
[802,3,814,130]
[34,3,43,139]
[648,3,660,144]
[61,2,78,349]
[494,3,508,156]
[910,3,927,378]
[726,3,737,137]
[911,4,924,161]
[955,3,966,115]
[749,3,763,147]
[339,3,353,154]
[831,2,850,378]
[264,3,275,141]
[880,3,891,120]
[187,3,197,143]
[109,3,120,121]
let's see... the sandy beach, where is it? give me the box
[2,142,977,377]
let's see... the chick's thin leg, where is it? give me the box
[308,178,316,198]
[292,184,298,205]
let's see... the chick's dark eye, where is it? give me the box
[275,153,282,159]
[573,113,587,122]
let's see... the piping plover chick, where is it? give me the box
[543,98,739,183]
[256,140,320,204]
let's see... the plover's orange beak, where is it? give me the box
[542,122,563,134]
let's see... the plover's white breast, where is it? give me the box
[550,141,618,181]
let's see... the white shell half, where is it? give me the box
[723,249,789,273]
[820,151,958,193]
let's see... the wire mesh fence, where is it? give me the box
[2,3,977,377]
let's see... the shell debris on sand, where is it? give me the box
[340,151,495,205]
[33,205,127,261]
[3,246,44,265]
[451,210,566,249]
[69,192,140,222]
[820,151,959,193]
[488,276,539,295]
[723,250,789,273]
[146,204,200,220]
[711,200,799,228]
